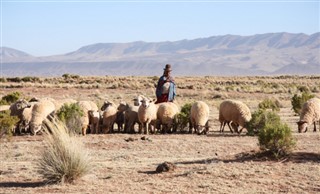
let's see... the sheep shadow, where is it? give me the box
[0,181,46,188]
[206,131,247,137]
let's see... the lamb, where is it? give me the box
[219,99,252,134]
[156,102,180,133]
[189,101,210,135]
[101,100,117,133]
[30,99,56,135]
[138,97,159,134]
[115,101,127,132]
[123,96,143,133]
[297,97,320,133]
[88,110,100,134]
[77,100,99,135]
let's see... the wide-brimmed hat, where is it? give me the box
[163,64,172,72]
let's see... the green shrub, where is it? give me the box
[246,109,281,136]
[258,98,281,112]
[0,110,19,137]
[258,122,296,157]
[6,77,22,83]
[57,103,84,134]
[291,92,315,114]
[0,91,22,105]
[21,76,40,82]
[37,119,91,184]
[177,103,192,132]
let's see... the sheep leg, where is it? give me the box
[219,122,223,133]
[82,126,86,136]
[226,122,234,133]
[145,122,149,135]
[313,121,317,132]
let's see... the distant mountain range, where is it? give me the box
[1,32,319,76]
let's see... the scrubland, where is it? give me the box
[0,75,319,193]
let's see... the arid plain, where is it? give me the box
[0,75,319,193]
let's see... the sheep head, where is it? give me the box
[297,121,308,133]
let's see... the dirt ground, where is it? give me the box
[0,76,320,193]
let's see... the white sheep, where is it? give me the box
[297,97,320,133]
[138,97,159,134]
[30,99,56,135]
[77,100,99,135]
[219,99,252,134]
[156,102,180,133]
[101,100,117,133]
[190,101,210,135]
[9,99,32,134]
[123,96,143,133]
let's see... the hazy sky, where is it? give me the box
[1,0,319,56]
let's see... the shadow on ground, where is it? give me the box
[0,181,46,188]
[174,151,320,165]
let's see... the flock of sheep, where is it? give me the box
[3,95,320,136]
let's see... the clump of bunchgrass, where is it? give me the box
[37,119,91,184]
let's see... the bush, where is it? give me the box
[57,103,84,134]
[177,103,192,132]
[246,109,281,136]
[21,76,40,82]
[0,110,19,137]
[258,122,296,157]
[6,77,22,83]
[258,98,281,112]
[291,92,315,114]
[37,119,91,184]
[0,91,22,105]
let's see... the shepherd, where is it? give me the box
[155,64,176,104]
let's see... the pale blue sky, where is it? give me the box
[1,0,319,56]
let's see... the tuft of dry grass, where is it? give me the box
[37,119,91,184]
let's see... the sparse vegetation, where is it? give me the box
[177,103,192,132]
[258,122,296,158]
[0,110,19,137]
[37,119,91,184]
[0,91,22,105]
[258,98,281,112]
[246,109,281,136]
[57,103,84,134]
[291,92,315,114]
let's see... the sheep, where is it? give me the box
[9,99,32,134]
[219,99,252,134]
[138,97,159,135]
[77,100,99,135]
[297,97,320,133]
[30,99,56,135]
[88,110,100,134]
[101,100,117,133]
[115,102,127,132]
[20,101,38,134]
[189,101,210,135]
[156,102,180,134]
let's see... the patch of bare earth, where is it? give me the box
[1,132,319,193]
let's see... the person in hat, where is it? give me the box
[155,64,176,104]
